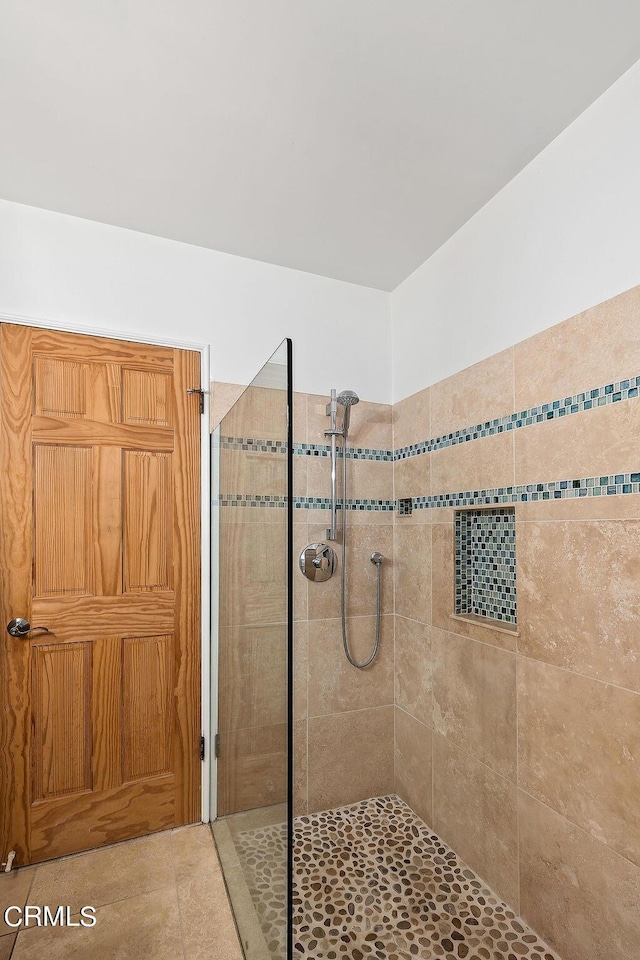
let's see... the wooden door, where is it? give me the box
[0,324,201,866]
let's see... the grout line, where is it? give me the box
[218,719,290,735]
[432,728,517,790]
[307,702,395,721]
[515,648,640,699]
[517,514,640,522]
[517,786,640,875]
[35,880,182,916]
[6,931,17,960]
[172,865,189,960]
[167,824,179,887]
[400,610,640,700]
[394,702,432,730]
[399,613,517,655]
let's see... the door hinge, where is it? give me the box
[187,387,207,414]
[214,733,221,758]
[200,735,205,762]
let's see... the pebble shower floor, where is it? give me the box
[232,795,561,960]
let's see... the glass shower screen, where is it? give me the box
[211,339,293,960]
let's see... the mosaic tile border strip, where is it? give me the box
[395,373,640,460]
[455,507,517,625]
[293,497,395,512]
[294,442,394,461]
[216,472,640,511]
[214,494,289,508]
[214,494,395,511]
[410,471,640,509]
[216,437,394,461]
[218,436,288,453]
[218,373,640,464]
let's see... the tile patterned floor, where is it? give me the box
[231,795,563,960]
[0,824,243,960]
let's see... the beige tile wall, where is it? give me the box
[297,392,395,814]
[213,384,289,816]
[212,383,395,818]
[392,283,640,960]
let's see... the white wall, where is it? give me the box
[7,51,640,409]
[0,199,391,402]
[391,59,640,403]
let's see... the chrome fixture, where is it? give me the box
[337,389,359,439]
[324,389,340,541]
[324,388,385,669]
[324,388,361,540]
[299,542,337,582]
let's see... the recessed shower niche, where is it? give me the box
[454,506,517,629]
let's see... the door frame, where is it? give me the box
[0,310,213,825]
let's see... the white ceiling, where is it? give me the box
[2,2,640,291]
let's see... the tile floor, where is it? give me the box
[1,798,566,960]
[0,824,243,960]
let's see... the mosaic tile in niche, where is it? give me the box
[455,507,517,625]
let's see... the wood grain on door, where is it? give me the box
[0,325,201,865]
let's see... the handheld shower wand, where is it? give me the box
[336,389,359,439]
[328,389,385,668]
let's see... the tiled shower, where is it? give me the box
[213,284,640,960]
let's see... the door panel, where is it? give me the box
[0,323,201,866]
[122,368,171,425]
[34,357,89,418]
[34,444,93,597]
[122,634,173,782]
[123,450,173,592]
[31,641,92,801]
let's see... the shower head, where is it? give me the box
[337,389,359,407]
[337,390,359,437]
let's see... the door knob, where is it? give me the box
[6,618,51,638]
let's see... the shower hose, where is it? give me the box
[340,435,383,669]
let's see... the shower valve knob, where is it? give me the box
[299,543,337,582]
